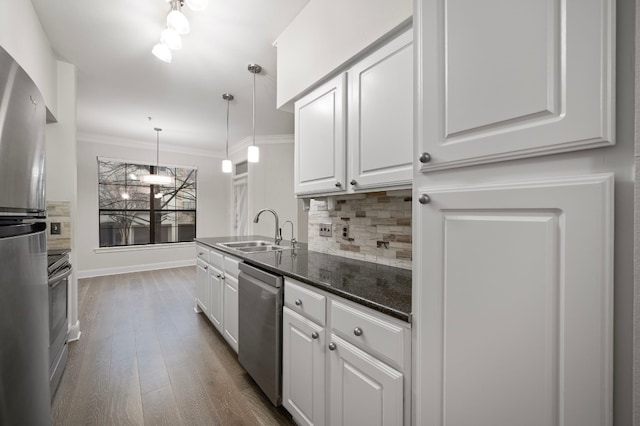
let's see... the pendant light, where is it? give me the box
[247,64,261,163]
[222,93,234,173]
[167,0,190,35]
[141,127,174,185]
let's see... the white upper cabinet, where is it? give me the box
[417,0,615,172]
[416,174,613,426]
[294,29,413,197]
[294,74,347,196]
[348,30,413,190]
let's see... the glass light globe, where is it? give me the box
[247,145,259,163]
[152,43,172,63]
[167,10,190,35]
[186,0,208,11]
[160,28,182,50]
[222,159,233,173]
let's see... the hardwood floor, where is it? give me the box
[52,267,295,426]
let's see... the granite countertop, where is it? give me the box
[195,235,412,322]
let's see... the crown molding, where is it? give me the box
[228,134,294,156]
[77,132,226,159]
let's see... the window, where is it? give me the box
[98,159,197,247]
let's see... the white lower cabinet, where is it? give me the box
[208,265,224,333]
[195,259,209,314]
[223,275,239,352]
[195,244,241,354]
[328,335,403,426]
[283,278,410,426]
[283,307,326,426]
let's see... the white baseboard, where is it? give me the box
[76,259,196,279]
[68,320,81,342]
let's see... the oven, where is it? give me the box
[47,250,71,398]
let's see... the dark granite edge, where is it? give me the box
[194,237,411,323]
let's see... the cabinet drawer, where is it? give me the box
[284,279,326,326]
[331,300,406,368]
[224,255,241,278]
[196,245,209,263]
[209,249,224,269]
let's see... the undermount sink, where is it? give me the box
[216,240,292,254]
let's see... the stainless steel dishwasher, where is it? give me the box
[238,262,283,406]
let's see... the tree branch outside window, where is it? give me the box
[98,159,197,247]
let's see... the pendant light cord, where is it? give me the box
[226,98,230,159]
[252,71,256,146]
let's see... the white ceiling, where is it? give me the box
[31,0,309,153]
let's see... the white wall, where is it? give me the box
[275,0,412,108]
[76,138,230,277]
[0,0,58,117]
[229,135,306,242]
[45,60,79,339]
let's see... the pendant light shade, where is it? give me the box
[160,28,182,50]
[152,43,172,63]
[141,128,174,186]
[222,93,234,173]
[186,0,208,11]
[167,8,190,34]
[247,64,261,163]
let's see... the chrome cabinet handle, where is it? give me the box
[311,332,319,340]
[350,179,357,186]
[328,342,337,351]
[419,152,432,163]
[419,194,431,205]
[295,299,302,306]
[353,327,363,337]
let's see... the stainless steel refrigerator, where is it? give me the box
[0,45,50,425]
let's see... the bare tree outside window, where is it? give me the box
[98,159,197,247]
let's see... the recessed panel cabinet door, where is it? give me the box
[208,266,224,334]
[417,0,615,172]
[415,174,613,426]
[294,74,347,195]
[348,29,413,190]
[282,307,325,426]
[328,335,403,426]
[223,275,239,353]
[196,261,208,314]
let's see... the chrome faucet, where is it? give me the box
[280,220,297,248]
[253,208,281,245]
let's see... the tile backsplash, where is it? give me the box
[308,190,412,269]
[46,201,71,250]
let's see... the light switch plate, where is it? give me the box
[50,222,61,235]
[319,223,332,237]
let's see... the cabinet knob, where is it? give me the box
[418,194,431,205]
[353,327,363,337]
[328,342,337,351]
[198,251,203,255]
[419,152,432,163]
[295,299,302,306]
[204,266,208,270]
[350,180,357,186]
[216,274,222,278]
[311,332,319,340]
[335,182,342,188]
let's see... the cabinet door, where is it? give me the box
[196,260,208,314]
[283,307,325,426]
[208,266,224,333]
[294,74,347,196]
[415,175,613,426]
[417,0,614,172]
[328,335,403,426]
[348,30,413,190]
[223,275,239,353]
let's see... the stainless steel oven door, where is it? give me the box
[48,266,70,367]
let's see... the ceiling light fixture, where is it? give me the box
[247,64,262,163]
[153,0,206,62]
[222,93,234,173]
[141,127,174,186]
